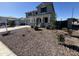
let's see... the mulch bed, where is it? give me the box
[0,28,79,56]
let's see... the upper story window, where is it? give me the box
[35,12,38,15]
[41,7,47,13]
[28,13,32,16]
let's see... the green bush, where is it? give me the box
[50,13,56,29]
[8,20,15,27]
[34,26,39,31]
[67,29,73,36]
[62,28,68,32]
[57,34,65,43]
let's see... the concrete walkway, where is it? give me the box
[0,25,30,56]
[0,25,31,33]
[0,41,16,56]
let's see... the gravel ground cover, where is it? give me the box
[0,28,79,56]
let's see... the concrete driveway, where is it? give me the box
[0,25,31,33]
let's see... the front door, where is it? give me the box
[43,17,48,23]
[43,17,48,27]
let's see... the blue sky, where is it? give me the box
[54,2,79,20]
[0,2,41,18]
[0,2,79,20]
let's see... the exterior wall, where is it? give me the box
[26,14,51,27]
[0,17,8,24]
[14,20,20,26]
[37,2,55,14]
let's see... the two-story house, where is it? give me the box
[25,2,56,28]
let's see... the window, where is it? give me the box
[44,17,48,23]
[26,14,28,17]
[41,7,47,13]
[27,13,32,17]
[36,12,38,15]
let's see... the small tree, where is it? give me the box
[8,20,15,27]
[57,34,65,44]
[50,13,56,29]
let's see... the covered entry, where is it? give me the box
[36,18,41,26]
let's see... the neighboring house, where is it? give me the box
[0,16,27,28]
[18,17,27,25]
[25,2,56,28]
[8,17,19,26]
[67,18,79,29]
[0,16,19,27]
[56,20,68,29]
[0,16,8,26]
[56,18,79,30]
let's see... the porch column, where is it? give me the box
[41,16,43,23]
[34,17,37,26]
[48,14,51,23]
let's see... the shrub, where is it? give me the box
[31,26,34,28]
[2,31,11,36]
[46,24,55,30]
[34,26,39,31]
[22,34,25,37]
[67,29,73,36]
[62,28,68,32]
[57,34,65,43]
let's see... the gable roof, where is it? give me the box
[36,2,53,8]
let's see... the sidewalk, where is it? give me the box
[0,25,31,33]
[0,41,16,56]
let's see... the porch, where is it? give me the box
[30,14,51,28]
